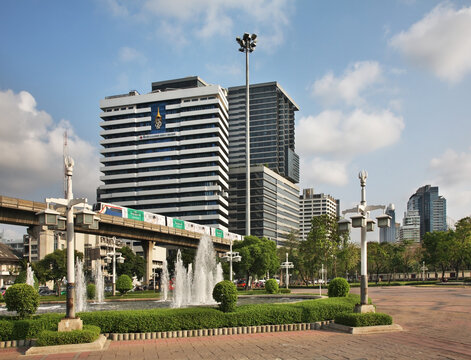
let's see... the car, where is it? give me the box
[38,286,54,295]
[236,279,246,288]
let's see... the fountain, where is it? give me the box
[161,259,169,301]
[172,234,224,308]
[26,264,35,288]
[75,258,87,312]
[94,263,105,303]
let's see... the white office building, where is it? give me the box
[299,188,339,241]
[97,77,230,228]
[399,210,421,243]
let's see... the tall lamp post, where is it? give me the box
[104,237,124,296]
[236,32,257,236]
[281,253,294,289]
[36,156,99,331]
[222,239,241,282]
[338,170,391,313]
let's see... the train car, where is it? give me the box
[93,202,127,218]
[143,211,166,226]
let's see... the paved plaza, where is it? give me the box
[1,285,470,359]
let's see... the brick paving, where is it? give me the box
[1,285,470,359]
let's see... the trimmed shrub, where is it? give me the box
[14,270,39,291]
[36,325,101,346]
[335,312,392,327]
[4,284,40,319]
[279,288,291,294]
[116,274,132,295]
[212,280,237,313]
[265,279,279,294]
[87,284,96,300]
[328,277,350,297]
[0,313,63,341]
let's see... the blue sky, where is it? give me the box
[1,0,471,241]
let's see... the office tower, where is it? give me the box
[97,77,230,228]
[407,185,447,240]
[228,165,299,245]
[228,82,300,183]
[299,188,339,241]
[399,210,421,243]
[379,204,397,243]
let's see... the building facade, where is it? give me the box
[97,77,230,228]
[228,165,299,245]
[399,210,421,243]
[407,185,447,240]
[227,82,300,183]
[299,188,339,241]
[379,204,397,243]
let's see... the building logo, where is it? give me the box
[155,107,162,129]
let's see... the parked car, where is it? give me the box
[38,286,54,296]
[236,279,246,288]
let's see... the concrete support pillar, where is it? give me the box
[142,241,155,285]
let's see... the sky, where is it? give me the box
[1,0,471,242]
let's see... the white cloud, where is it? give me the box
[429,148,471,220]
[118,46,147,63]
[104,0,293,48]
[297,109,404,157]
[311,61,382,106]
[0,89,100,203]
[300,158,348,187]
[390,3,471,83]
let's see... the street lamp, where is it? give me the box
[36,155,99,331]
[236,32,257,236]
[221,238,241,282]
[280,253,294,289]
[338,170,391,313]
[104,237,124,296]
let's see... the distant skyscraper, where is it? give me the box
[299,188,339,241]
[97,76,230,228]
[228,165,299,245]
[379,204,396,243]
[407,185,447,240]
[399,209,421,243]
[228,82,300,183]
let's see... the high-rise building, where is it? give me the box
[227,82,300,183]
[379,204,396,243]
[407,185,447,240]
[399,209,421,243]
[228,165,299,245]
[97,77,230,228]
[299,188,339,241]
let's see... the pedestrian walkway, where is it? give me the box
[1,286,471,359]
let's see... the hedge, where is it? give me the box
[0,294,361,339]
[78,294,360,333]
[36,325,101,346]
[0,313,63,341]
[334,312,393,327]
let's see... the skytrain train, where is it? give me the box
[92,202,242,241]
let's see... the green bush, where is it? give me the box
[265,279,279,294]
[4,284,40,319]
[335,312,392,327]
[328,277,350,297]
[212,280,237,313]
[116,274,132,294]
[279,288,291,294]
[14,270,39,291]
[36,325,101,346]
[87,284,96,300]
[0,313,63,341]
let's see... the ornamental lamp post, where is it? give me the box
[236,32,257,236]
[104,237,125,296]
[36,155,99,331]
[338,170,391,313]
[221,238,241,282]
[280,253,294,289]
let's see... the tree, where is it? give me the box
[110,246,146,281]
[233,236,279,289]
[452,217,471,279]
[367,242,388,283]
[116,274,133,294]
[422,231,452,281]
[38,249,83,295]
[298,214,343,284]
